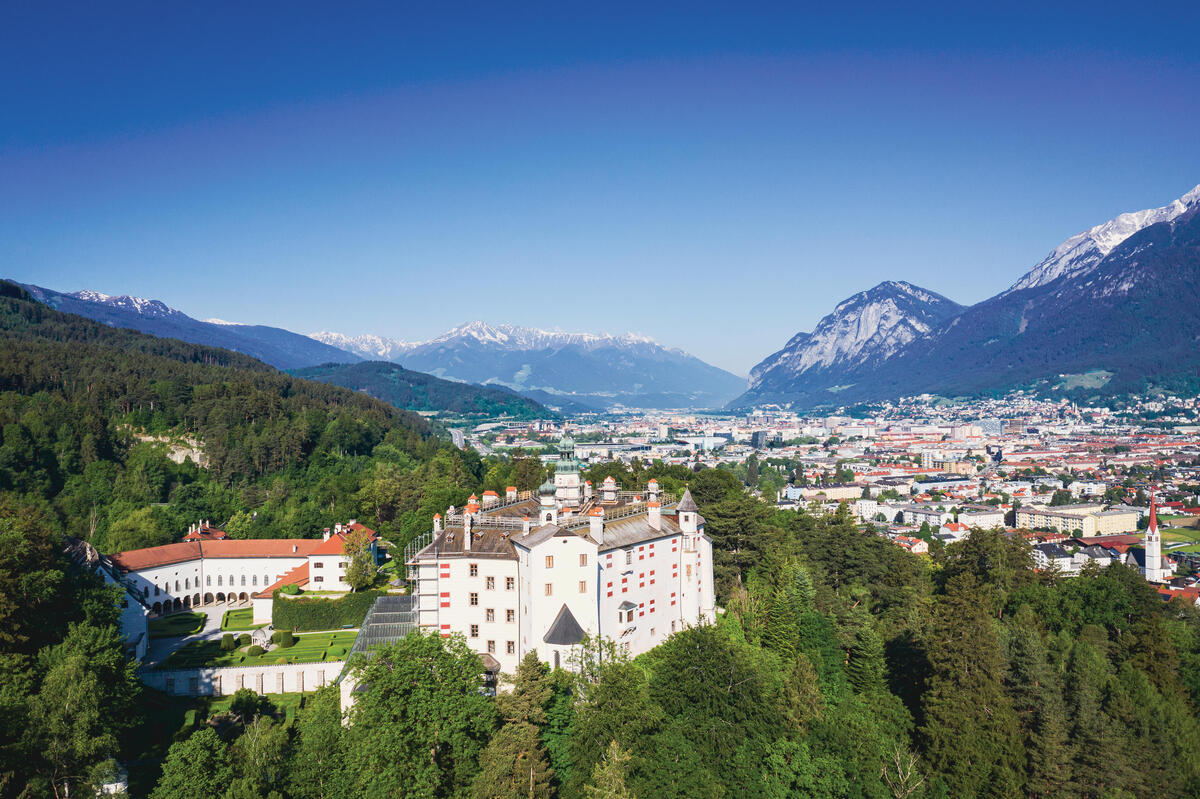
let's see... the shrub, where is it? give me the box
[237,634,251,647]
[219,633,235,652]
[247,645,264,656]
[271,589,384,632]
[280,583,300,595]
[279,631,295,648]
[270,630,282,644]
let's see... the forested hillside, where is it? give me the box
[129,469,1200,799]
[0,280,484,554]
[291,361,552,420]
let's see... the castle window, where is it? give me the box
[470,624,479,638]
[579,554,588,567]
[506,609,515,623]
[206,575,211,586]
[579,580,587,594]
[469,592,479,606]
[175,580,180,591]
[506,641,515,654]
[486,608,495,622]
[625,551,632,565]
[185,578,190,589]
[469,563,478,577]
[252,575,257,585]
[486,576,495,590]
[506,577,515,590]
[217,575,222,586]
[487,640,496,653]
[544,583,553,596]
[545,555,554,568]
[241,575,246,586]
[314,562,323,569]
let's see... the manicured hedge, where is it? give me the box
[271,589,383,632]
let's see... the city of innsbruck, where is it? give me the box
[4,3,1200,797]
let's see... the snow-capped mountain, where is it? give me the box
[747,282,962,388]
[23,284,360,370]
[313,321,743,409]
[67,290,185,320]
[1007,183,1200,294]
[733,182,1200,408]
[309,331,417,362]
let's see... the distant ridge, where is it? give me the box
[22,284,361,370]
[313,320,745,409]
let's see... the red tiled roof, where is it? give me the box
[307,523,379,556]
[110,538,327,572]
[254,562,310,599]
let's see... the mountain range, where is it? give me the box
[19,284,744,411]
[311,321,746,410]
[736,183,1200,408]
[22,285,361,370]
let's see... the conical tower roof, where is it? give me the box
[677,488,698,512]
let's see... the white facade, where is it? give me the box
[409,478,715,676]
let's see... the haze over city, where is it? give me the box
[5,1,1199,374]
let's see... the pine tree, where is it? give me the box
[472,722,555,799]
[847,620,886,695]
[919,574,1022,798]
[762,588,799,660]
[584,740,636,799]
[1004,606,1074,798]
[472,653,557,799]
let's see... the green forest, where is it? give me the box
[4,281,1200,797]
[290,361,551,421]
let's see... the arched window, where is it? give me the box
[241,575,246,586]
[174,580,180,592]
[252,575,258,585]
[206,575,211,586]
[185,578,190,590]
[154,585,160,596]
[217,575,222,586]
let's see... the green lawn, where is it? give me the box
[1163,526,1200,553]
[148,611,206,639]
[159,631,358,670]
[221,607,267,631]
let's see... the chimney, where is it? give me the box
[433,513,442,533]
[334,522,343,534]
[506,486,518,501]
[349,518,357,526]
[589,506,605,541]
[584,480,593,500]
[322,528,331,542]
[464,514,473,551]
[522,515,531,534]
[647,479,659,503]
[647,500,661,530]
[292,544,298,553]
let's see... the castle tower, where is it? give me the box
[539,479,558,526]
[1144,491,1167,583]
[553,434,583,508]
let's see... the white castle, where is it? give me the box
[406,436,715,677]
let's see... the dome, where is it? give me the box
[539,479,556,495]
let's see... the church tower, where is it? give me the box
[1143,491,1167,583]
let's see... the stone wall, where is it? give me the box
[141,660,346,697]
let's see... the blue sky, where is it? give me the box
[3,2,1199,375]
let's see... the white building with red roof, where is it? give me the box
[108,521,378,622]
